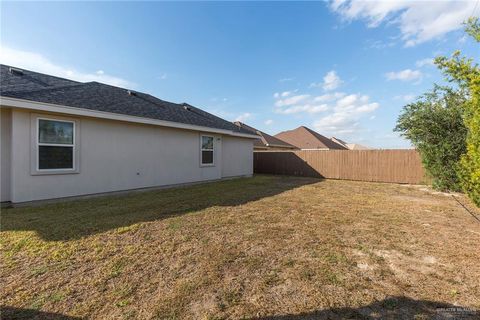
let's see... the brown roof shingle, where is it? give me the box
[274,126,347,150]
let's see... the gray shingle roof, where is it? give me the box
[0,65,252,134]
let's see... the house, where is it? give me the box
[274,126,347,150]
[345,143,371,150]
[233,121,297,150]
[331,136,349,149]
[0,65,259,203]
[331,137,371,150]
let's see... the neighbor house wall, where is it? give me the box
[222,135,253,178]
[1,108,12,202]
[8,108,253,202]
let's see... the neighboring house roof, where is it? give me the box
[274,126,347,150]
[332,136,372,150]
[331,136,348,149]
[0,65,253,135]
[233,122,296,149]
[346,143,371,150]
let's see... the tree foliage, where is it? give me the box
[395,17,479,205]
[395,86,468,191]
[435,17,480,206]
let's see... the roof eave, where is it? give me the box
[0,96,260,139]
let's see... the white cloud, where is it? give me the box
[385,69,423,81]
[277,104,329,115]
[313,93,379,135]
[310,70,343,91]
[235,112,252,122]
[458,34,468,44]
[313,92,346,102]
[394,94,416,102]
[330,0,478,46]
[415,58,434,68]
[322,70,343,91]
[274,94,310,107]
[273,72,378,136]
[158,73,168,80]
[279,77,294,82]
[273,87,379,135]
[0,46,134,88]
[264,119,274,125]
[273,92,329,115]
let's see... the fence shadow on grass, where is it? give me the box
[1,175,320,241]
[251,296,478,320]
[254,152,323,178]
[0,306,82,320]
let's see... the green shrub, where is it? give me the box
[458,79,480,206]
[395,86,468,191]
[435,17,480,205]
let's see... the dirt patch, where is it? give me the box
[392,195,442,205]
[373,249,439,279]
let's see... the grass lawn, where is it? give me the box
[1,175,479,319]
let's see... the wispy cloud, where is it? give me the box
[394,94,416,102]
[235,112,253,122]
[385,69,423,82]
[273,92,331,115]
[415,58,434,68]
[276,104,329,115]
[264,119,274,125]
[274,94,311,107]
[313,92,346,103]
[278,77,294,82]
[330,0,478,47]
[365,38,396,50]
[158,73,168,80]
[0,46,134,88]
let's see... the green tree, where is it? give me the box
[395,86,468,191]
[435,17,480,206]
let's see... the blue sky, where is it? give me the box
[1,1,478,148]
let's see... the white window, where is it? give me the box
[200,135,214,166]
[37,118,75,171]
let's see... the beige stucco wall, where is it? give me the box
[1,108,12,202]
[7,108,253,203]
[222,135,253,178]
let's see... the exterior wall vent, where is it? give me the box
[9,67,24,76]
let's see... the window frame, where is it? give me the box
[200,135,215,167]
[31,114,80,175]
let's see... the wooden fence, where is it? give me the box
[254,149,426,184]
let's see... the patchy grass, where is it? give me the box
[1,175,480,319]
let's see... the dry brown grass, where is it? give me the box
[1,175,479,319]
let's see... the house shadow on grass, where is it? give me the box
[250,296,479,320]
[0,306,82,320]
[1,175,320,241]
[2,297,477,320]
